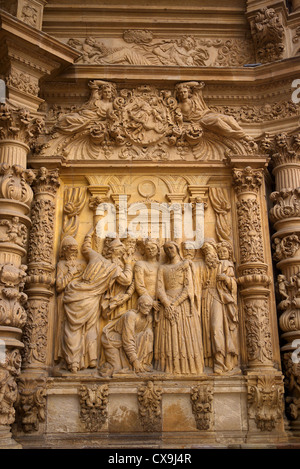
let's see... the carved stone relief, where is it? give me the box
[137,381,162,432]
[249,7,285,63]
[66,33,255,68]
[190,383,213,431]
[248,375,284,432]
[53,183,241,379]
[38,80,256,163]
[78,384,108,432]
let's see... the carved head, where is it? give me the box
[107,238,125,260]
[138,294,153,315]
[98,82,117,101]
[201,241,219,268]
[175,83,191,101]
[60,236,79,260]
[178,35,196,51]
[120,230,137,255]
[144,238,160,260]
[216,241,234,261]
[163,241,181,261]
[181,241,196,260]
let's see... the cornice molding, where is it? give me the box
[0,10,81,64]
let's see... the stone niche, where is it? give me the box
[12,78,287,449]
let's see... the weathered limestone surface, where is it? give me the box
[0,0,300,449]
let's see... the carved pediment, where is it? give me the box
[38,80,257,163]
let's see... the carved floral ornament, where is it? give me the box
[248,375,284,432]
[249,7,285,64]
[38,80,257,162]
[259,132,300,167]
[0,103,45,145]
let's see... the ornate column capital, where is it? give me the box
[232,166,264,196]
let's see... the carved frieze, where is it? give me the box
[210,101,300,124]
[66,34,255,68]
[6,69,40,97]
[38,80,255,162]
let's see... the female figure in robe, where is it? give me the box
[54,80,116,136]
[154,241,203,375]
[174,81,248,140]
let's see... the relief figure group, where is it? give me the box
[55,229,240,377]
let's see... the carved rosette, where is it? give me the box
[22,168,60,373]
[233,167,274,371]
[190,384,213,431]
[137,381,162,432]
[78,384,109,432]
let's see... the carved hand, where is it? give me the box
[133,359,144,373]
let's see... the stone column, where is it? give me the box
[19,167,60,434]
[0,104,41,448]
[266,133,300,435]
[232,166,286,438]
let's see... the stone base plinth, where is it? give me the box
[12,374,288,449]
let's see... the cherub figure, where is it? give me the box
[0,217,27,247]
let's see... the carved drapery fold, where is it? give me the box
[61,187,87,240]
[209,187,231,242]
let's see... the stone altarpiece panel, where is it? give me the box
[4,77,285,448]
[2,0,300,449]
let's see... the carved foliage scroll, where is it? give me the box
[190,384,213,431]
[78,384,109,432]
[209,187,231,242]
[137,381,162,432]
